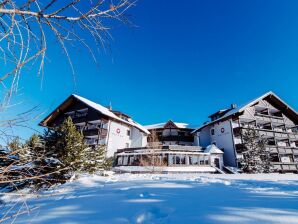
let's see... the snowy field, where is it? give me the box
[1,173,298,224]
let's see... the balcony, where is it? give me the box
[271,162,298,171]
[83,128,108,137]
[85,138,99,145]
[266,146,278,153]
[255,114,284,125]
[234,137,242,144]
[277,148,294,154]
[266,145,298,154]
[72,116,87,124]
[289,133,298,141]
[232,122,240,128]
[83,129,99,136]
[258,130,275,138]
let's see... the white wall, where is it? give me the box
[197,120,237,167]
[193,132,200,146]
[106,121,147,157]
[130,128,147,148]
[211,120,237,167]
[106,121,131,157]
[198,126,212,147]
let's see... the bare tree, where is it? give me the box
[0,0,134,107]
[140,130,166,172]
[0,1,135,222]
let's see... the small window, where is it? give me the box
[211,129,215,135]
[127,130,131,136]
[126,143,129,148]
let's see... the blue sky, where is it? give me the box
[10,0,298,138]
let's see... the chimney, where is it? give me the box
[107,102,112,110]
[231,103,237,109]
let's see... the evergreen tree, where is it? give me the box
[25,134,45,161]
[43,117,110,177]
[43,117,86,176]
[241,128,273,173]
[57,117,85,170]
[1,118,114,191]
[82,145,106,173]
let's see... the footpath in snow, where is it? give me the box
[1,173,298,224]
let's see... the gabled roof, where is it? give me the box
[144,120,194,130]
[204,144,223,154]
[39,94,150,134]
[192,91,298,133]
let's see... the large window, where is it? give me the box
[171,155,187,165]
[117,157,123,165]
[189,156,199,165]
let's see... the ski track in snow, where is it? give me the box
[1,173,298,224]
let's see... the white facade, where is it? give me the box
[192,91,298,171]
[198,120,237,167]
[106,121,147,157]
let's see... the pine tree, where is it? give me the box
[26,134,45,161]
[241,128,273,173]
[57,117,85,170]
[43,117,86,175]
[43,117,109,176]
[82,145,106,173]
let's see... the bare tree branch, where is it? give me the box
[0,0,134,107]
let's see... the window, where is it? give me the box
[270,153,279,162]
[123,156,128,165]
[211,129,215,135]
[126,143,129,148]
[127,130,131,136]
[280,155,292,163]
[189,156,199,165]
[205,159,209,165]
[117,157,123,165]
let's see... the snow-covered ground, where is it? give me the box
[1,173,298,224]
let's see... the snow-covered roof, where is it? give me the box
[192,91,298,133]
[144,121,193,130]
[204,144,223,154]
[72,95,150,134]
[40,94,149,134]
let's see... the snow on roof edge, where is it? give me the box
[72,94,150,134]
[144,121,193,129]
[191,91,297,134]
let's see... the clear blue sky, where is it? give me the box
[12,0,298,138]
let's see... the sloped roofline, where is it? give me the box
[144,120,193,130]
[192,91,298,133]
[39,94,150,134]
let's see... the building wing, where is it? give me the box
[192,91,298,133]
[39,94,150,134]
